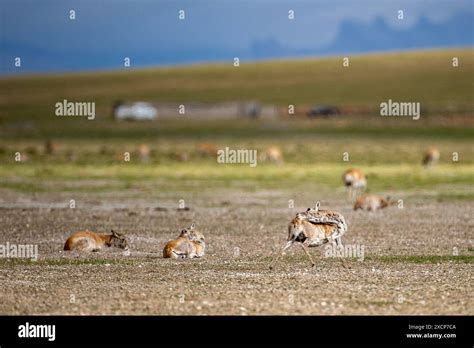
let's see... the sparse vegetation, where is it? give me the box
[0,49,472,315]
[0,258,117,266]
[365,255,474,264]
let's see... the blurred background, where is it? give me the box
[0,0,473,316]
[0,0,473,193]
[1,0,473,73]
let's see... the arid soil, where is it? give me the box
[0,186,472,315]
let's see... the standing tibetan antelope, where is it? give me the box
[422,148,440,167]
[270,202,348,269]
[138,144,151,162]
[342,168,366,201]
[64,230,129,252]
[260,146,284,165]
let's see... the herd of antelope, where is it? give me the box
[62,147,441,268]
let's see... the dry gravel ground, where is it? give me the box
[0,186,472,315]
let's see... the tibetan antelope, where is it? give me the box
[172,152,189,162]
[44,140,57,155]
[197,143,218,158]
[64,230,129,252]
[342,168,366,201]
[163,223,205,259]
[191,229,206,258]
[270,202,348,269]
[353,194,396,211]
[138,144,151,162]
[260,146,284,165]
[422,148,440,167]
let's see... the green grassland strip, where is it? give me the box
[365,255,474,264]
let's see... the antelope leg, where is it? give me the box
[334,238,348,269]
[300,243,315,267]
[347,186,353,201]
[269,240,293,270]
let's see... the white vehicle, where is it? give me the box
[114,102,158,120]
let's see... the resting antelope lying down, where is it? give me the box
[270,202,348,269]
[64,230,129,252]
[163,223,206,259]
[353,194,396,211]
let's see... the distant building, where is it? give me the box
[307,104,340,117]
[113,101,278,121]
[113,102,158,120]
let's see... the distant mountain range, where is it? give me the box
[246,12,474,59]
[1,12,472,74]
[325,12,474,53]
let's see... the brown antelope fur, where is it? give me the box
[64,230,129,252]
[163,223,205,259]
[138,144,151,162]
[172,152,189,162]
[197,143,218,158]
[190,230,206,258]
[260,146,284,165]
[342,168,367,201]
[422,148,440,167]
[353,194,396,211]
[270,202,348,269]
[45,140,57,155]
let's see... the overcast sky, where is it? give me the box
[1,0,472,73]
